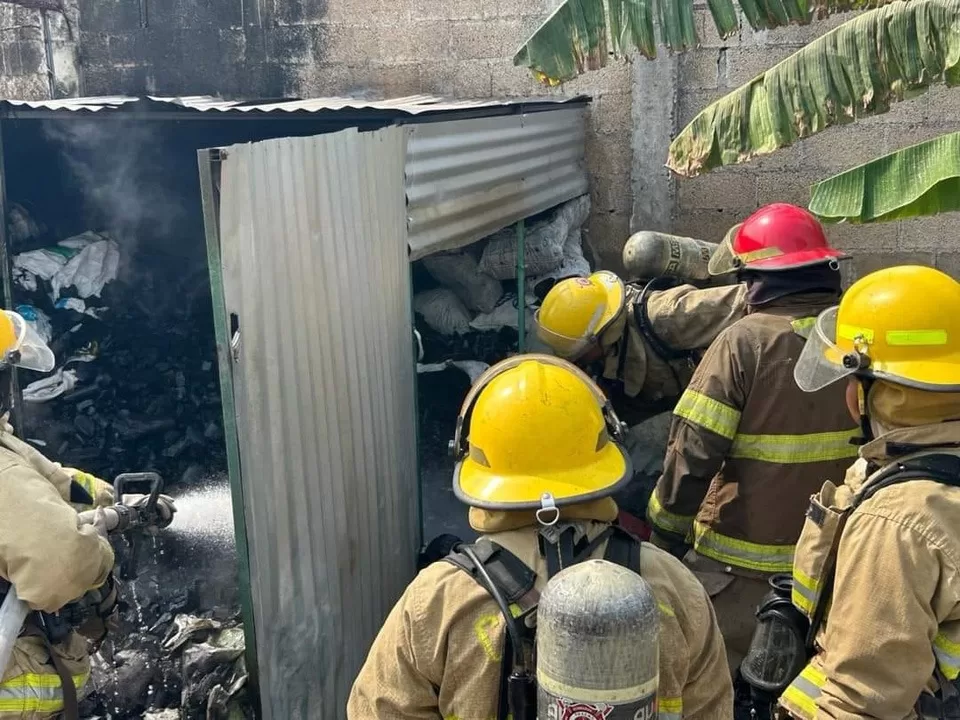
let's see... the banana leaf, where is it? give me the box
[808,130,960,222]
[514,0,901,83]
[667,0,960,177]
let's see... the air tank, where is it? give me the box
[622,231,719,283]
[537,559,659,720]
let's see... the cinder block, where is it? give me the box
[413,0,483,21]
[598,91,631,135]
[485,0,555,18]
[678,49,721,90]
[593,175,634,216]
[490,61,559,97]
[677,89,724,128]
[349,61,421,96]
[452,59,493,98]
[265,24,317,64]
[723,45,802,88]
[899,215,960,252]
[843,251,936,286]
[824,221,899,253]
[672,208,750,243]
[586,211,632,262]
[800,123,891,174]
[587,139,632,195]
[757,170,823,207]
[563,59,632,97]
[390,20,452,62]
[936,252,960,280]
[295,62,354,95]
[178,0,244,28]
[17,40,47,77]
[419,61,458,96]
[453,19,525,59]
[678,171,758,210]
[80,32,109,63]
[886,122,960,151]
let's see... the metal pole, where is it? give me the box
[516,219,526,353]
[0,125,23,434]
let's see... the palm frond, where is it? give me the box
[809,130,960,222]
[667,0,960,177]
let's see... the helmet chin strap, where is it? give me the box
[857,377,876,445]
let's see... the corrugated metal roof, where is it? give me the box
[211,126,418,718]
[406,105,589,259]
[0,93,587,118]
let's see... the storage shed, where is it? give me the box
[0,94,590,718]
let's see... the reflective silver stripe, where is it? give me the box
[934,633,960,680]
[693,521,794,573]
[0,672,86,713]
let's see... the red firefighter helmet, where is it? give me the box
[708,203,847,275]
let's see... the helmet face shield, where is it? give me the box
[794,307,859,393]
[4,312,54,373]
[707,226,742,276]
[533,308,598,361]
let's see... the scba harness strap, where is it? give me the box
[803,453,960,720]
[445,523,642,720]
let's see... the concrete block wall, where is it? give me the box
[659,5,960,282]
[4,0,959,279]
[0,4,55,99]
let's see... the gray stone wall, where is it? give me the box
[631,5,960,280]
[2,0,958,277]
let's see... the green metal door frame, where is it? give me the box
[197,148,261,712]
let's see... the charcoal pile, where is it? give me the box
[413,195,593,469]
[6,205,242,717]
[12,229,226,487]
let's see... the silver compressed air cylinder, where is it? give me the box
[537,559,660,720]
[622,231,718,283]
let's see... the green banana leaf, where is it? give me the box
[514,0,898,83]
[808,130,960,222]
[667,0,960,178]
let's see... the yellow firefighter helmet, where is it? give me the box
[451,354,631,512]
[535,272,625,359]
[0,311,54,372]
[795,265,960,393]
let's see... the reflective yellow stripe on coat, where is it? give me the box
[647,493,695,538]
[674,390,741,440]
[780,664,826,719]
[791,567,820,616]
[0,671,87,713]
[658,696,682,720]
[694,521,795,573]
[730,429,860,464]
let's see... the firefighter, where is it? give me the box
[773,265,960,718]
[347,355,733,720]
[0,309,173,719]
[645,203,859,674]
[535,270,747,427]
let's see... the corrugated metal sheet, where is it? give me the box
[405,106,589,259]
[0,93,587,117]
[215,126,418,719]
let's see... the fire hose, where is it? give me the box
[0,472,174,680]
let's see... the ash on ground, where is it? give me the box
[81,479,252,720]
